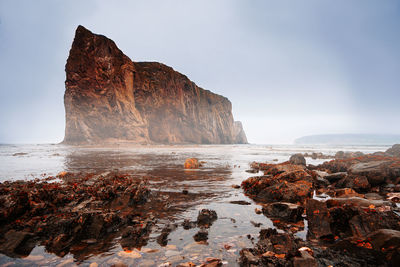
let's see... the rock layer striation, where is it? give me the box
[63,25,247,144]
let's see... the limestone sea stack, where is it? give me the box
[63,25,247,145]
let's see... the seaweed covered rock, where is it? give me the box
[0,173,152,257]
[242,162,314,204]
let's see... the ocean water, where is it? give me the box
[0,144,390,266]
[0,143,389,182]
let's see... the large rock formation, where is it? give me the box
[63,25,247,144]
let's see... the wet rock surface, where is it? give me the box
[241,162,314,204]
[240,147,400,266]
[0,173,153,259]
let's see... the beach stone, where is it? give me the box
[184,158,199,169]
[290,154,306,166]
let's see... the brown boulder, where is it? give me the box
[289,154,307,166]
[336,174,371,193]
[184,158,200,169]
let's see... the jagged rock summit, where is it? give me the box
[63,25,247,144]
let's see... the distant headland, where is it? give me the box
[294,134,400,145]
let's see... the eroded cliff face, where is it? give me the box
[63,26,247,144]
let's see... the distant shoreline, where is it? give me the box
[295,134,400,145]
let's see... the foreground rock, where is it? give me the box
[242,149,400,266]
[242,162,314,204]
[63,25,247,145]
[0,173,152,258]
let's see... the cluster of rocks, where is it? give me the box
[0,172,152,258]
[302,150,365,160]
[240,144,400,266]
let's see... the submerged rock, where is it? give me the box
[196,209,218,228]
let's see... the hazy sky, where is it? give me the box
[1,0,400,144]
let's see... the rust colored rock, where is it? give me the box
[336,174,371,193]
[306,199,333,240]
[242,162,314,204]
[334,188,364,198]
[325,197,400,238]
[184,158,199,169]
[63,26,247,144]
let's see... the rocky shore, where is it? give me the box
[240,144,400,266]
[0,145,399,266]
[0,173,152,259]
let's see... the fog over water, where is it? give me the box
[1,0,400,144]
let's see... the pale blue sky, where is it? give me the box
[1,0,399,144]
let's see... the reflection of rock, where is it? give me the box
[156,224,177,246]
[63,25,247,145]
[193,229,208,242]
